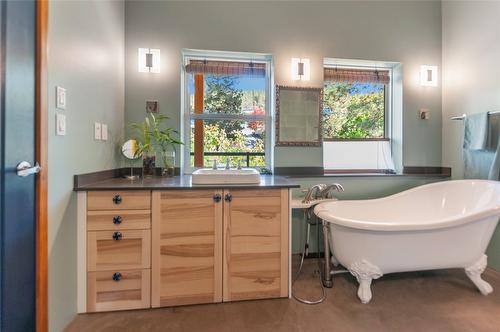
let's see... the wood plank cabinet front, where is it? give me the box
[80,187,290,313]
[151,188,289,307]
[151,190,223,307]
[223,189,289,301]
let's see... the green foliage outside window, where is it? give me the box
[191,75,266,167]
[323,82,385,139]
[204,76,244,139]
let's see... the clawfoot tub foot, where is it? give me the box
[465,254,493,296]
[349,260,383,304]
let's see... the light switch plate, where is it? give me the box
[94,122,101,140]
[101,124,108,141]
[56,113,66,136]
[56,86,66,110]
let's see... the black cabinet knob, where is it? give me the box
[112,272,122,281]
[113,216,122,225]
[213,194,222,203]
[112,195,122,205]
[112,231,122,241]
[224,193,232,202]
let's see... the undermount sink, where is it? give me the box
[192,168,261,184]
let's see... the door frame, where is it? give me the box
[36,0,48,331]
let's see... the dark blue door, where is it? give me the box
[0,0,37,331]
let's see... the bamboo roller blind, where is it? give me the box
[324,67,390,84]
[185,59,266,77]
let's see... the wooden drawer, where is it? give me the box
[87,191,151,211]
[88,230,151,271]
[87,269,150,312]
[87,210,151,231]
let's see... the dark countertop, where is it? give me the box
[74,174,300,191]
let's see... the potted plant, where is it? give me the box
[149,114,183,176]
[130,116,156,177]
[130,113,183,177]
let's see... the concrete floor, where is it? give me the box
[66,257,500,332]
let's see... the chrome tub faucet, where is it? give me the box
[320,183,345,199]
[302,184,327,204]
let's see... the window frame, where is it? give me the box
[322,58,400,174]
[322,61,394,142]
[181,49,274,174]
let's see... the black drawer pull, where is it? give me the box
[112,272,122,281]
[112,231,122,241]
[224,193,232,202]
[213,194,222,203]
[112,195,122,205]
[113,216,122,225]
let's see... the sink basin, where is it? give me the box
[192,168,261,184]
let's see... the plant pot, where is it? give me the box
[142,153,156,178]
[161,147,176,177]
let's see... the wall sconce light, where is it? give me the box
[138,48,160,73]
[291,58,310,81]
[420,65,437,86]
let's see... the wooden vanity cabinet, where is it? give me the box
[151,188,289,307]
[79,187,290,313]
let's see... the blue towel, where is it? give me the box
[463,113,500,180]
[464,112,489,150]
[487,115,500,180]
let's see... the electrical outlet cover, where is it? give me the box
[419,108,430,120]
[94,122,101,140]
[146,100,159,113]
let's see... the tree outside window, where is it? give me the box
[323,82,385,140]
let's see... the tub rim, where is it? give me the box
[314,179,500,231]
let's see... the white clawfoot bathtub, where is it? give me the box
[314,180,500,304]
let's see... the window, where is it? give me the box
[323,66,389,140]
[322,60,396,173]
[182,51,272,173]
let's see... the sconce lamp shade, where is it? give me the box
[139,48,160,73]
[291,58,310,81]
[420,65,437,86]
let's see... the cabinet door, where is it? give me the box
[152,190,223,307]
[223,189,289,301]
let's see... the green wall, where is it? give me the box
[48,1,125,331]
